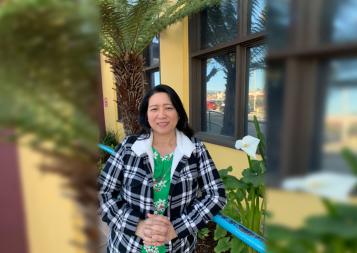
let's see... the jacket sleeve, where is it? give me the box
[172,141,227,238]
[97,138,142,236]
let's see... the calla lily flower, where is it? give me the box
[282,172,357,202]
[235,135,260,159]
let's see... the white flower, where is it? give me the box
[282,172,357,202]
[235,135,260,159]
[153,151,158,160]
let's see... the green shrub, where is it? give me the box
[98,130,119,170]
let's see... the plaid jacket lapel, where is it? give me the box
[169,156,189,188]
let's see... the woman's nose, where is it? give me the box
[157,109,166,118]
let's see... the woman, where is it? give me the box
[98,84,226,253]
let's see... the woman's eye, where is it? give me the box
[150,108,158,111]
[166,107,174,110]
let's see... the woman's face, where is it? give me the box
[147,92,179,136]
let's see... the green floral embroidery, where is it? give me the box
[141,147,174,253]
[154,199,167,215]
[153,179,167,192]
[143,245,159,253]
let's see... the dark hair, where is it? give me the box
[139,84,194,138]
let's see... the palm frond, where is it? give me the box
[250,0,267,33]
[99,0,220,57]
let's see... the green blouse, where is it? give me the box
[141,147,173,253]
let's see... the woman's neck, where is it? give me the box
[152,131,177,149]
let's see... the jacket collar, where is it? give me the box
[131,129,195,176]
[131,129,195,157]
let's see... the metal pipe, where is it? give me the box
[212,214,266,253]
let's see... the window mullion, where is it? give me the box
[239,0,248,37]
[189,57,202,131]
[236,44,247,138]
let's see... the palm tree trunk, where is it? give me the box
[107,53,148,135]
[221,65,236,136]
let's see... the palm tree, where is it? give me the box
[99,0,220,135]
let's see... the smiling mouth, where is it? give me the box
[157,122,169,127]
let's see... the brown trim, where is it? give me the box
[191,32,265,58]
[188,14,200,52]
[195,131,236,148]
[239,0,248,36]
[0,129,29,253]
[268,43,357,60]
[189,58,202,131]
[279,59,319,177]
[143,64,160,72]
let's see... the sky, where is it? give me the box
[327,58,357,116]
[206,57,266,93]
[333,0,357,42]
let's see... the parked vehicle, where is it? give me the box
[207,100,217,110]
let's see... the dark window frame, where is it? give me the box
[189,0,266,148]
[266,0,357,182]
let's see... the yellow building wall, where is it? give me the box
[100,54,125,139]
[160,19,190,114]
[18,138,86,253]
[267,189,326,228]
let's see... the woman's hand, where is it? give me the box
[135,214,170,246]
[141,214,178,246]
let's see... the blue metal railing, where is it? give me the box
[98,144,266,253]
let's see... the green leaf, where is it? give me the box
[341,148,357,176]
[214,225,228,240]
[305,203,357,239]
[242,167,264,187]
[235,188,246,201]
[219,166,233,177]
[231,238,245,253]
[253,115,266,163]
[257,185,266,198]
[223,175,246,190]
[214,237,231,253]
[321,198,338,217]
[198,227,210,240]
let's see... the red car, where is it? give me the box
[207,100,217,110]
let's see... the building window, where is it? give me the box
[203,52,236,136]
[189,0,267,147]
[247,45,267,136]
[319,58,357,173]
[266,0,357,180]
[144,35,160,87]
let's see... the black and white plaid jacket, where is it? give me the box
[98,130,226,253]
